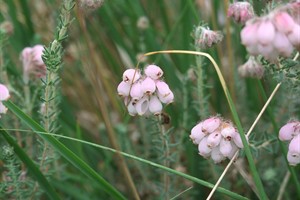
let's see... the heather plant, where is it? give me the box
[0,0,299,200]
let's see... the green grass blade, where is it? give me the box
[4,100,127,200]
[0,127,61,200]
[6,129,249,200]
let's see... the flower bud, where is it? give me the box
[141,77,156,95]
[130,82,144,102]
[211,147,226,164]
[137,16,149,30]
[273,12,295,34]
[190,122,206,145]
[201,117,221,134]
[0,84,10,101]
[273,32,294,57]
[238,57,264,79]
[194,26,223,49]
[145,65,163,80]
[157,90,174,104]
[227,143,239,159]
[233,133,246,148]
[135,96,149,116]
[198,136,212,158]
[123,69,141,83]
[241,23,258,46]
[219,138,233,157]
[257,20,276,45]
[287,150,300,166]
[221,124,236,141]
[288,134,300,156]
[207,131,222,148]
[287,24,300,49]
[149,95,162,115]
[117,81,131,97]
[227,2,254,24]
[127,100,137,116]
[279,121,300,141]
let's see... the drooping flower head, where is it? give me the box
[190,116,247,164]
[117,65,174,117]
[227,2,255,24]
[240,3,300,61]
[194,26,223,49]
[20,45,47,84]
[238,56,264,79]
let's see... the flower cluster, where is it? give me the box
[227,2,254,24]
[117,65,174,116]
[190,117,246,163]
[20,45,47,84]
[0,84,10,117]
[194,26,223,49]
[279,121,300,166]
[238,56,264,79]
[241,10,300,61]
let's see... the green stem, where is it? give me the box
[4,128,249,200]
[139,50,268,200]
[257,80,300,199]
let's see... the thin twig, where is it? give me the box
[277,171,291,200]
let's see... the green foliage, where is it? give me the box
[0,0,299,199]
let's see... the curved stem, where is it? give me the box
[138,50,268,200]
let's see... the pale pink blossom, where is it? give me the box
[279,121,300,141]
[219,138,233,157]
[190,122,206,145]
[201,117,221,134]
[198,136,212,158]
[144,65,163,80]
[122,69,141,83]
[141,77,156,95]
[227,2,254,24]
[149,95,162,115]
[0,84,10,101]
[211,147,226,164]
[273,12,295,34]
[135,96,149,116]
[206,131,222,148]
[20,45,46,83]
[117,81,131,97]
[130,82,143,102]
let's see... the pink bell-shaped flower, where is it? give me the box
[201,117,221,134]
[0,84,10,101]
[288,134,300,156]
[287,151,300,166]
[257,20,276,45]
[273,12,295,34]
[279,121,300,141]
[221,124,236,141]
[149,95,162,115]
[122,69,141,83]
[273,32,294,57]
[219,138,233,157]
[127,100,137,116]
[190,122,206,145]
[141,77,156,95]
[144,64,163,80]
[206,131,222,148]
[232,133,246,148]
[211,147,226,164]
[117,81,131,97]
[130,82,144,102]
[135,96,149,116]
[198,136,212,158]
